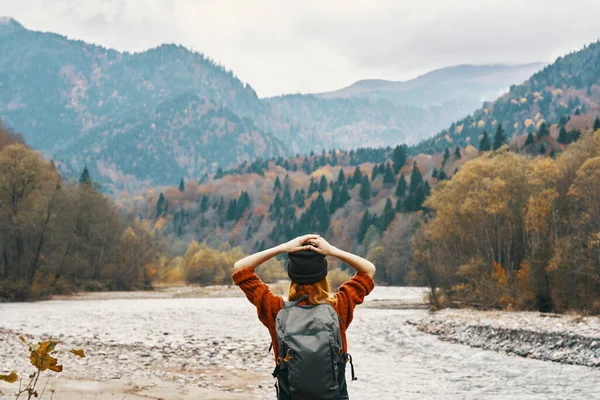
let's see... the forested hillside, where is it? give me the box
[413,41,600,154]
[0,18,544,190]
[120,141,479,285]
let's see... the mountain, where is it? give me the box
[53,93,286,190]
[265,63,545,148]
[0,18,545,190]
[413,41,600,154]
[318,63,545,106]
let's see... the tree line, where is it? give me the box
[415,128,600,313]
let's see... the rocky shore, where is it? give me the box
[0,325,274,399]
[409,309,600,368]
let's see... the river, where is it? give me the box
[1,287,598,399]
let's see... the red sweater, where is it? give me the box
[231,266,375,362]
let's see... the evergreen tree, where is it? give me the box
[437,170,448,181]
[200,195,209,213]
[454,146,461,159]
[559,115,569,127]
[479,130,491,151]
[360,176,371,204]
[294,189,306,208]
[178,178,185,192]
[395,198,402,212]
[431,167,438,179]
[525,132,535,146]
[539,143,547,155]
[226,198,237,221]
[273,176,282,191]
[395,174,407,197]
[302,157,312,174]
[536,122,550,140]
[79,166,91,185]
[313,194,330,233]
[214,167,224,179]
[409,161,423,193]
[312,159,320,172]
[357,211,371,243]
[550,148,557,158]
[594,116,600,131]
[557,126,569,144]
[493,124,507,150]
[392,144,408,174]
[282,183,292,203]
[371,165,380,181]
[156,192,165,219]
[308,177,317,195]
[236,191,251,219]
[442,147,451,166]
[383,164,396,187]
[336,168,346,187]
[283,160,290,170]
[318,176,328,193]
[331,151,338,166]
[352,166,363,187]
[379,198,395,231]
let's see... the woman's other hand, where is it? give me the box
[306,236,336,256]
[280,234,320,253]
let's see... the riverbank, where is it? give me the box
[410,309,600,368]
[2,288,600,399]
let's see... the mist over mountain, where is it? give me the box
[0,18,545,190]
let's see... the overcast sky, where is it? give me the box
[2,0,600,97]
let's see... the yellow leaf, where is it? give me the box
[0,371,18,383]
[30,340,62,373]
[70,349,85,358]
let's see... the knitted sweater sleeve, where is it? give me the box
[231,267,284,329]
[334,272,375,329]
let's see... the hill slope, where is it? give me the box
[412,41,600,154]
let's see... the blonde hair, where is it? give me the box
[288,277,337,306]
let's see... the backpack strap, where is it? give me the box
[284,294,309,308]
[345,352,358,381]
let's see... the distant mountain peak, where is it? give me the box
[0,17,24,29]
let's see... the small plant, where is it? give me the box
[0,335,85,399]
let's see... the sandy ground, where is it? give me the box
[1,378,255,400]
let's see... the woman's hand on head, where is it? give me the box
[306,236,335,256]
[280,234,320,253]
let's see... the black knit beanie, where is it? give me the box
[287,250,328,284]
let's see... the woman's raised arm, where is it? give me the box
[307,237,376,278]
[233,233,320,271]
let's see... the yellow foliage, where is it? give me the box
[69,349,85,358]
[154,217,167,230]
[493,262,507,286]
[29,340,62,372]
[327,268,352,289]
[0,371,18,383]
[524,118,534,127]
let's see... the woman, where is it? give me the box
[232,233,376,399]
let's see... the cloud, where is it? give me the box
[1,0,599,97]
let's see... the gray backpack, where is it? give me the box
[271,294,357,400]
